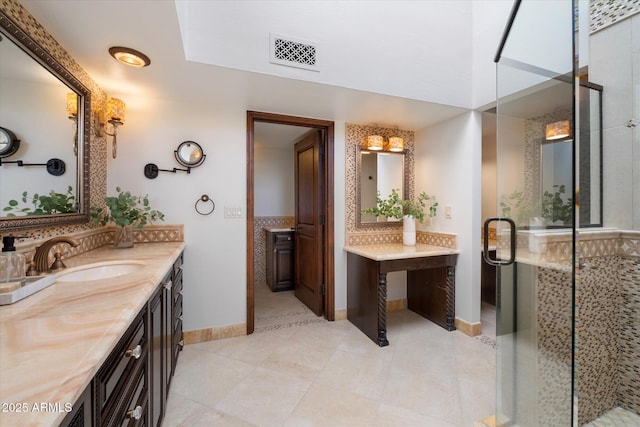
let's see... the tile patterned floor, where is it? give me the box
[165,301,497,426]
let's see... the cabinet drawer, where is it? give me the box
[273,232,294,246]
[116,365,147,427]
[97,311,147,423]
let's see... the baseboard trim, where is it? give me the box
[387,298,408,312]
[455,317,482,337]
[335,308,347,320]
[184,323,246,345]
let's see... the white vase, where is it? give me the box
[403,215,416,246]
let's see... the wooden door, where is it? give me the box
[294,130,324,316]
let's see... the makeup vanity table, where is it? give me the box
[345,243,459,346]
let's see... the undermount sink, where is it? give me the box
[56,261,146,282]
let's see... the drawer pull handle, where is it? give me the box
[163,280,172,290]
[287,237,291,240]
[126,405,143,420]
[125,344,142,359]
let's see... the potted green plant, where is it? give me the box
[362,188,438,245]
[91,187,165,248]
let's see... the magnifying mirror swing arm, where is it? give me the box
[143,141,206,179]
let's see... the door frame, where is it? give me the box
[246,111,335,334]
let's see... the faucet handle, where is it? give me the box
[50,252,67,271]
[26,261,38,276]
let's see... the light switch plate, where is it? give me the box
[224,206,243,218]
[445,205,452,219]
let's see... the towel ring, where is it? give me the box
[195,194,215,215]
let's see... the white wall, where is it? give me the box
[590,14,640,230]
[415,111,482,325]
[254,145,294,217]
[107,94,348,332]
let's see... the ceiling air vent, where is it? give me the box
[270,33,318,72]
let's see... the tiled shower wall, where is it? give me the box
[519,231,640,425]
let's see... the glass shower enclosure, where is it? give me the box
[488,0,640,425]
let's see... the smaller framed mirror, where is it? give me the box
[356,146,408,228]
[175,141,205,168]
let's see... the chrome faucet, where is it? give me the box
[32,236,80,274]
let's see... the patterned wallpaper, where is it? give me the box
[1,0,108,243]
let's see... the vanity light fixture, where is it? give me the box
[388,136,404,152]
[367,135,384,151]
[108,46,150,68]
[66,93,79,155]
[105,97,126,158]
[545,120,571,141]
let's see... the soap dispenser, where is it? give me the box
[1,236,26,284]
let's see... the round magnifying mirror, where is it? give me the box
[175,141,205,168]
[0,127,20,158]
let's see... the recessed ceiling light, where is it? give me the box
[108,46,150,67]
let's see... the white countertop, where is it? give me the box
[344,243,459,261]
[0,241,185,427]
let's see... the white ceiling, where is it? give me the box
[17,0,497,131]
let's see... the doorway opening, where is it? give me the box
[246,111,335,334]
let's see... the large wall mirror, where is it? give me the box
[0,11,91,231]
[356,147,408,228]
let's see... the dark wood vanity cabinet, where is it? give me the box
[95,308,148,427]
[481,250,496,305]
[171,253,184,379]
[149,252,184,427]
[62,251,184,427]
[265,230,295,291]
[59,383,93,427]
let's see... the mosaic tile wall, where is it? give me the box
[511,231,640,425]
[536,265,573,426]
[2,0,109,243]
[617,256,640,416]
[254,216,294,286]
[591,0,640,33]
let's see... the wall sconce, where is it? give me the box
[388,136,404,152]
[367,135,384,150]
[105,97,126,158]
[66,92,78,155]
[545,120,571,140]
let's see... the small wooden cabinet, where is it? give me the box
[265,230,295,292]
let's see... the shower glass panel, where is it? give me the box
[495,0,640,426]
[493,0,576,425]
